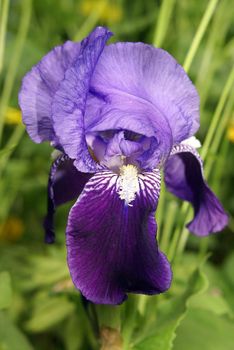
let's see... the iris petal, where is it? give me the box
[164,144,228,236]
[44,155,91,243]
[19,41,81,144]
[66,169,172,304]
[87,97,173,169]
[52,27,112,173]
[89,42,199,144]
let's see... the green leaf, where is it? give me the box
[0,311,33,350]
[188,291,233,317]
[133,321,181,350]
[204,259,234,314]
[20,252,70,291]
[62,313,84,350]
[0,145,17,160]
[0,272,12,310]
[173,309,234,350]
[133,265,208,350]
[222,253,234,287]
[61,298,97,350]
[25,295,75,332]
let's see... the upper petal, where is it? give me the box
[52,27,112,172]
[66,169,172,304]
[89,43,200,143]
[164,144,228,236]
[19,41,81,144]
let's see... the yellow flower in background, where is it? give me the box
[80,0,122,23]
[0,217,24,242]
[5,107,22,125]
[227,122,234,143]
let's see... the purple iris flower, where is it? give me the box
[19,27,228,305]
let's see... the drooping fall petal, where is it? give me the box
[164,144,228,236]
[44,155,91,243]
[66,169,172,304]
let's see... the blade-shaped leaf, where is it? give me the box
[0,311,33,350]
[0,272,12,310]
[132,265,208,350]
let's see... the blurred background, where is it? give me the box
[0,0,234,349]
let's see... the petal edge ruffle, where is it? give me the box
[19,41,81,144]
[90,43,200,144]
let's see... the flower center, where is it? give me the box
[117,164,139,206]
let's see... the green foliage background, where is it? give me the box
[0,0,234,349]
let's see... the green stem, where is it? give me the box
[0,124,25,177]
[160,200,178,253]
[212,137,229,194]
[96,305,123,349]
[205,90,234,179]
[198,237,210,260]
[0,0,9,74]
[153,0,176,47]
[175,208,192,256]
[137,295,148,316]
[201,64,234,160]
[121,296,138,350]
[183,0,218,72]
[167,202,189,261]
[0,0,31,145]
[195,0,231,111]
[96,305,121,331]
[73,0,108,42]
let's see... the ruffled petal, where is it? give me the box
[66,169,172,304]
[164,144,228,236]
[44,155,91,243]
[88,43,199,144]
[19,41,81,144]
[52,27,112,173]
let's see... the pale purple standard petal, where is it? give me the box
[19,41,81,144]
[44,155,91,243]
[88,43,199,144]
[52,27,112,172]
[66,170,172,304]
[164,144,228,236]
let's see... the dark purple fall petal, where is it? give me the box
[164,145,228,236]
[52,27,112,173]
[66,170,172,304]
[44,155,91,243]
[19,41,81,145]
